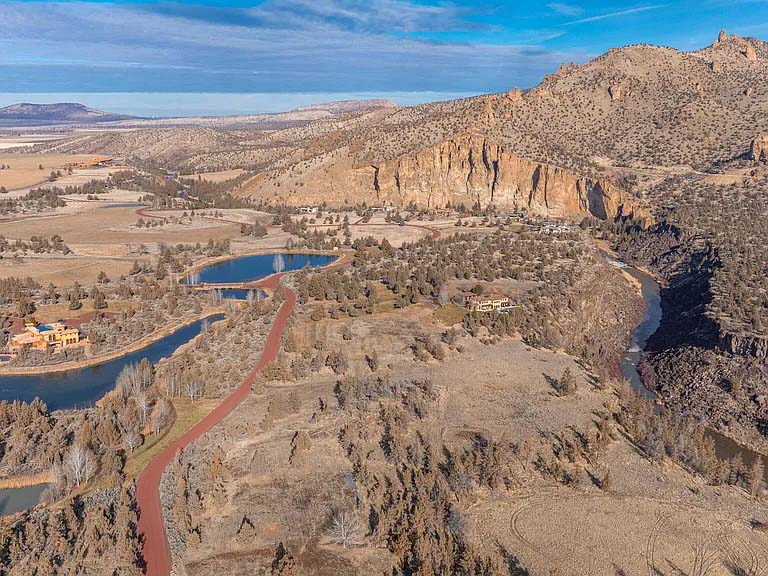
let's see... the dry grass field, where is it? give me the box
[1,205,239,245]
[0,203,243,284]
[0,254,136,285]
[0,152,100,191]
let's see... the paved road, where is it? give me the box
[136,272,293,576]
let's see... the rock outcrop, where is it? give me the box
[745,43,758,62]
[749,134,768,162]
[717,28,728,44]
[720,331,768,359]
[506,88,523,103]
[368,133,648,220]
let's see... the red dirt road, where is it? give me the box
[136,276,294,576]
[134,213,438,575]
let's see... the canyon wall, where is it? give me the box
[719,331,768,359]
[366,133,646,219]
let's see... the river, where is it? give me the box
[617,258,768,481]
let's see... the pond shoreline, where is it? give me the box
[0,472,50,490]
[0,306,228,376]
[0,251,346,378]
[182,248,347,284]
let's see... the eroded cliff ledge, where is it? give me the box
[367,133,647,220]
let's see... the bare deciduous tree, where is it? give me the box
[152,398,171,435]
[328,510,364,548]
[123,429,142,453]
[64,442,97,487]
[187,379,203,402]
[137,392,150,427]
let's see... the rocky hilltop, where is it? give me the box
[234,31,767,216]
[32,31,768,220]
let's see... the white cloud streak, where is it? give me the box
[564,4,664,25]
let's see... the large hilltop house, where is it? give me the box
[463,292,515,313]
[10,321,82,351]
[67,156,118,169]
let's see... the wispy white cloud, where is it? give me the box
[547,2,584,16]
[564,4,664,25]
[0,0,590,92]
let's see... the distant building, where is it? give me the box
[10,321,82,351]
[68,156,115,169]
[532,220,571,235]
[299,206,319,214]
[463,293,515,313]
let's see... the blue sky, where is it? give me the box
[0,0,764,96]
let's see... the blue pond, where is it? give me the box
[0,315,223,411]
[0,253,335,411]
[0,484,48,516]
[220,288,267,301]
[188,253,336,285]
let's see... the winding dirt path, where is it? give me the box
[136,272,293,576]
[137,206,442,240]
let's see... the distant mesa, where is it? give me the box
[293,99,398,115]
[0,102,140,126]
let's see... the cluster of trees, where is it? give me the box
[0,487,144,575]
[0,234,71,256]
[297,230,582,309]
[240,221,268,238]
[618,384,765,494]
[109,167,254,210]
[0,187,65,215]
[297,229,635,373]
[635,174,768,340]
[0,276,39,305]
[156,298,277,399]
[84,284,210,355]
[337,375,528,575]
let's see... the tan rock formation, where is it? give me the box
[506,88,523,103]
[750,134,768,161]
[482,97,496,123]
[745,43,758,61]
[368,133,648,220]
[717,28,728,44]
[608,84,623,101]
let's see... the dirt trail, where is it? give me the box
[136,273,294,576]
[138,207,442,239]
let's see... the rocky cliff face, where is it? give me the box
[720,331,768,359]
[368,133,647,220]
